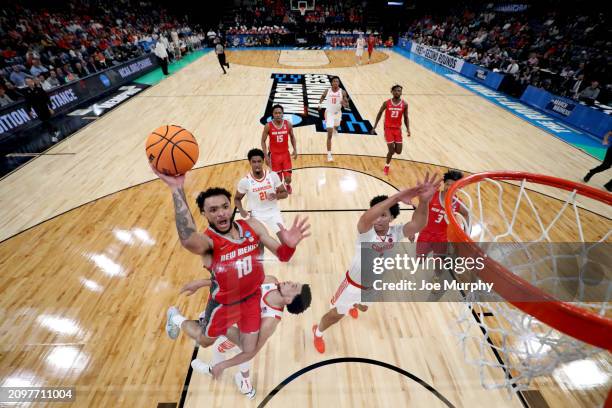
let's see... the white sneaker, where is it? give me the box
[165,306,180,340]
[191,359,212,376]
[51,136,58,143]
[234,372,256,400]
[327,153,333,162]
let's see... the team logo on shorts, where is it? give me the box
[260,73,373,135]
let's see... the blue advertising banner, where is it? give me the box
[460,61,505,91]
[521,86,611,139]
[0,54,158,138]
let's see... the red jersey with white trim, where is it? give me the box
[420,191,461,238]
[384,99,405,129]
[204,219,265,304]
[268,120,290,154]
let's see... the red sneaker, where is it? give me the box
[349,307,359,319]
[312,324,325,354]
[383,166,390,176]
[285,184,292,194]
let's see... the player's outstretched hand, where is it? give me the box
[278,215,311,248]
[416,172,442,202]
[150,163,185,188]
[396,185,422,205]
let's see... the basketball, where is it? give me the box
[145,125,199,176]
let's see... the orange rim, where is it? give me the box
[445,171,612,351]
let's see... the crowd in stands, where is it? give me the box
[0,0,204,108]
[222,0,370,47]
[403,6,610,104]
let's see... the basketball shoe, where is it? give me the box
[312,324,325,353]
[234,372,256,399]
[165,306,180,340]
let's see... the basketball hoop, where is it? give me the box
[445,171,612,395]
[299,5,306,16]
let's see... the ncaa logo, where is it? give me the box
[261,73,373,135]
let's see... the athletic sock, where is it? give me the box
[315,327,324,337]
[171,313,187,327]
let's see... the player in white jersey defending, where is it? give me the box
[312,173,442,353]
[355,34,365,65]
[235,148,288,236]
[186,275,311,398]
[318,76,349,162]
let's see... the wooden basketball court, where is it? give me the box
[0,49,609,407]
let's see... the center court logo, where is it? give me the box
[260,73,373,135]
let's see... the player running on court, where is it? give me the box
[371,85,410,176]
[261,104,298,194]
[318,76,349,162]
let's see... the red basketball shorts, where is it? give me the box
[199,288,262,338]
[270,151,292,179]
[384,128,402,144]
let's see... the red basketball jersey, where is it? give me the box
[421,191,461,238]
[367,37,375,49]
[204,220,264,304]
[268,120,290,154]
[384,99,405,129]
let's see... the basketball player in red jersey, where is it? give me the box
[413,170,470,280]
[371,85,410,176]
[152,167,310,367]
[367,34,375,63]
[262,104,298,194]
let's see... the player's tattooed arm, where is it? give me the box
[171,188,211,255]
[370,101,387,134]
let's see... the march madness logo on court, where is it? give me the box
[260,73,373,135]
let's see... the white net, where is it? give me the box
[450,176,612,393]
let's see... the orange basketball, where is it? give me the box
[146,125,199,176]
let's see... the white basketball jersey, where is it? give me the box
[347,224,405,285]
[237,170,282,216]
[356,38,365,50]
[260,283,284,320]
[325,88,343,112]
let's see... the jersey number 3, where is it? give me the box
[236,255,253,278]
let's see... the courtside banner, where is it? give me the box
[410,43,464,73]
[0,54,158,137]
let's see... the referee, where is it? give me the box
[214,38,230,74]
[22,77,60,142]
[583,130,611,192]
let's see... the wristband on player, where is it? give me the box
[277,244,296,262]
